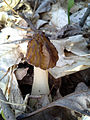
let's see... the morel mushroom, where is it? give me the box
[26,32,58,97]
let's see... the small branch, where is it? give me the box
[0,67,10,81]
[20,13,37,32]
[79,5,90,27]
[0,96,26,106]
[3,0,37,32]
[0,88,16,120]
[32,0,38,17]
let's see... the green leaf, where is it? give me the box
[68,0,74,24]
[1,110,6,120]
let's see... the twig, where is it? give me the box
[19,13,37,32]
[79,5,90,27]
[3,0,37,32]
[0,96,26,106]
[0,88,16,120]
[0,67,10,81]
[32,0,38,17]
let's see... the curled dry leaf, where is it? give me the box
[49,4,68,29]
[17,90,90,120]
[15,68,29,80]
[56,23,82,39]
[0,0,20,12]
[26,32,58,70]
[49,35,90,79]
[70,8,90,28]
[0,27,28,113]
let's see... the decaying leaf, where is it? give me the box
[26,32,59,70]
[55,23,82,39]
[70,8,90,28]
[49,35,90,79]
[36,19,48,29]
[75,82,88,93]
[0,27,28,113]
[35,0,56,14]
[16,89,90,120]
[49,6,68,29]
[8,71,26,111]
[15,68,29,80]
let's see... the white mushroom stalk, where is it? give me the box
[32,67,50,95]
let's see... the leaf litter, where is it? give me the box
[0,0,90,120]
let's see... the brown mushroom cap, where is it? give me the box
[26,32,59,70]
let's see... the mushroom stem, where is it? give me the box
[31,67,50,95]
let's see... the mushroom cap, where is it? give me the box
[26,32,59,70]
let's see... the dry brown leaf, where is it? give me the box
[17,90,90,120]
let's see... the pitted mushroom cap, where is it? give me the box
[26,32,59,70]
